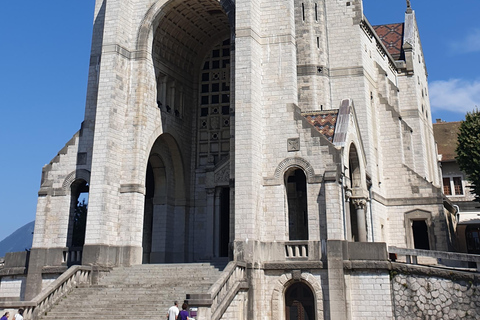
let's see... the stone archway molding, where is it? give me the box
[62,169,91,192]
[264,157,322,185]
[271,271,324,320]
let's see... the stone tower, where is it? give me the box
[24,0,453,318]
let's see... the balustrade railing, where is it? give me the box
[203,261,247,320]
[0,265,92,320]
[285,242,309,258]
[389,246,480,272]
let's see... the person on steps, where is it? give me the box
[178,303,192,320]
[167,301,179,320]
[1,312,9,320]
[13,309,23,320]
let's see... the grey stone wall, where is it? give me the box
[392,273,480,319]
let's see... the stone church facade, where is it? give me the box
[19,0,458,318]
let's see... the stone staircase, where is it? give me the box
[39,263,225,320]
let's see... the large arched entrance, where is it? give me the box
[143,134,186,263]
[143,0,233,263]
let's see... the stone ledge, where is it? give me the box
[0,267,26,276]
[262,261,324,270]
[391,263,480,282]
[41,266,68,274]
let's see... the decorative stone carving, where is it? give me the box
[351,198,367,209]
[287,138,300,152]
[214,165,230,184]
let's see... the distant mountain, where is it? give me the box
[0,221,35,258]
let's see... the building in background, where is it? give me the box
[433,119,480,254]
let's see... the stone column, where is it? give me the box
[214,188,222,257]
[352,198,367,242]
[344,188,353,241]
[205,188,215,259]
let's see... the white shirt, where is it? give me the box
[14,314,23,320]
[168,305,179,320]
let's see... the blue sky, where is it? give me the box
[0,0,479,242]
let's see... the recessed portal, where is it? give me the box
[285,282,315,320]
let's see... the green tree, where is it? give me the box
[456,109,480,202]
[72,199,88,247]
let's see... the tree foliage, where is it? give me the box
[456,109,480,202]
[72,199,88,247]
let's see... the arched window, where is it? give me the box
[68,179,89,248]
[285,282,315,320]
[285,168,308,240]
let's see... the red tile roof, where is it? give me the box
[372,23,404,60]
[303,111,339,142]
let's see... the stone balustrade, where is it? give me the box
[0,265,92,320]
[389,246,480,271]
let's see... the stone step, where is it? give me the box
[39,263,223,320]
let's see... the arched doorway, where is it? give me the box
[285,168,309,240]
[285,282,315,320]
[143,134,186,263]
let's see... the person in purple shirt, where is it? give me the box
[1,312,9,320]
[178,303,192,320]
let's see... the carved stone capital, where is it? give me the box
[351,198,367,210]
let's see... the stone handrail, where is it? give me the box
[187,261,247,320]
[389,246,480,271]
[0,265,92,320]
[209,261,247,320]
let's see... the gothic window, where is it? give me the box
[198,39,231,166]
[285,168,309,240]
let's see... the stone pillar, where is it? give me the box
[352,198,367,242]
[344,188,353,241]
[214,188,221,258]
[205,188,215,259]
[326,240,347,320]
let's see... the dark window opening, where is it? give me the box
[412,220,430,250]
[286,169,308,240]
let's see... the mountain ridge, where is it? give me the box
[0,221,34,258]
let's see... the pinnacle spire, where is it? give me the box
[406,0,413,13]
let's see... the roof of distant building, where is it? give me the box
[433,121,462,162]
[372,23,404,60]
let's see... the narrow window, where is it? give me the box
[302,3,305,21]
[315,3,318,21]
[316,37,320,49]
[453,177,463,195]
[285,169,308,240]
[443,177,452,195]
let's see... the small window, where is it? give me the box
[443,177,452,195]
[444,176,464,196]
[453,177,463,195]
